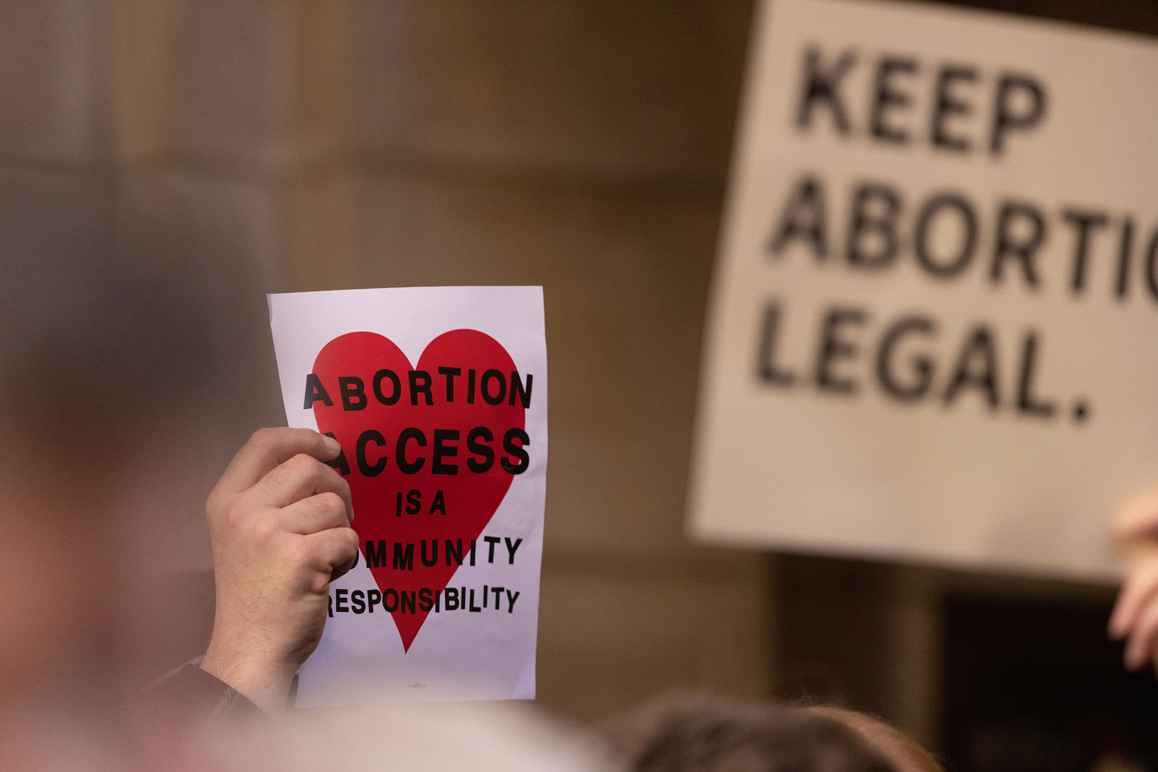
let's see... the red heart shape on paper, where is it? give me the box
[311,330,527,651]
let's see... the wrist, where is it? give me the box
[200,640,296,714]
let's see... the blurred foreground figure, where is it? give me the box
[0,206,276,767]
[602,695,942,772]
[228,699,611,772]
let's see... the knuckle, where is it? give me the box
[205,489,227,520]
[310,457,334,484]
[1135,566,1158,592]
[249,427,276,449]
[1146,602,1158,623]
[341,527,360,554]
[308,572,331,594]
[224,499,249,526]
[317,491,345,516]
[248,513,278,543]
[271,454,314,489]
[290,452,320,476]
[284,536,311,565]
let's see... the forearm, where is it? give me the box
[199,641,296,714]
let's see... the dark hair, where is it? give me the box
[602,695,898,772]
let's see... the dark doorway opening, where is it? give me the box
[943,594,1158,771]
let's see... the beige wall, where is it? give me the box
[2,0,773,720]
[12,1,1135,750]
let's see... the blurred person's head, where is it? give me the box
[806,707,943,772]
[0,187,275,697]
[602,694,906,772]
[237,700,616,772]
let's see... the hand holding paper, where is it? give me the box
[201,427,359,711]
[268,286,547,706]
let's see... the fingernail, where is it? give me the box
[323,435,341,456]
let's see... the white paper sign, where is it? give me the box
[268,287,547,705]
[691,0,1158,580]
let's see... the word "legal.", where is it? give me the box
[757,299,1082,423]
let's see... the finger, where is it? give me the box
[1109,560,1158,638]
[279,492,351,535]
[217,428,341,495]
[302,527,360,577]
[1125,600,1158,670]
[246,452,353,521]
[1114,486,1158,544]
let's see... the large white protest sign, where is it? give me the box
[691,0,1158,580]
[268,287,546,705]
